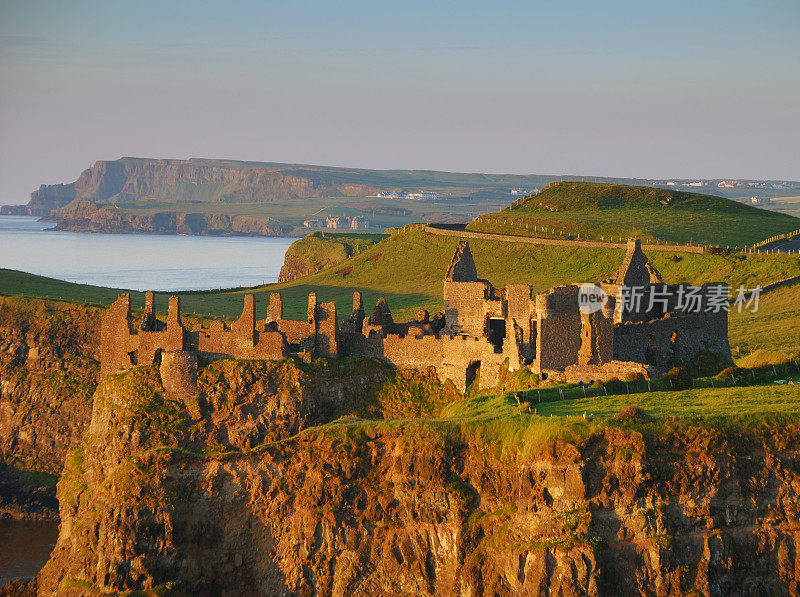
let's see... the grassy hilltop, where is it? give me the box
[466,181,800,246]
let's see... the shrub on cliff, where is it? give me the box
[664,366,692,390]
[613,405,653,422]
[622,372,644,383]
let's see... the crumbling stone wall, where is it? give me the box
[534,286,583,375]
[340,331,507,391]
[613,309,730,368]
[443,281,498,336]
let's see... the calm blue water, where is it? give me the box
[0,216,295,291]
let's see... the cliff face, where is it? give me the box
[38,360,800,596]
[3,158,381,219]
[0,297,100,518]
[0,183,78,216]
[53,202,293,237]
[64,159,377,204]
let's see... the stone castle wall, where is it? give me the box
[535,286,584,374]
[99,291,337,393]
[340,331,508,391]
[613,309,730,368]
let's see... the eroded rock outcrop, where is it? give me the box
[37,360,800,596]
[53,202,293,237]
[0,297,100,518]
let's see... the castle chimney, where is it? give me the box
[168,295,181,328]
[140,291,156,331]
[352,291,363,316]
[233,294,255,344]
[307,292,317,323]
[267,292,283,323]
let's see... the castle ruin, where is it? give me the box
[100,239,730,394]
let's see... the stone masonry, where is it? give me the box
[99,239,731,394]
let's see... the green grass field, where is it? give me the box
[730,278,800,357]
[305,382,800,456]
[466,181,800,246]
[529,384,800,419]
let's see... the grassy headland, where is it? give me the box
[278,231,386,281]
[466,181,800,246]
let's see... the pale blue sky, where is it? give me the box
[1,0,798,202]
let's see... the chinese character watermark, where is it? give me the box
[610,284,761,315]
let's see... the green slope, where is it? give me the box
[729,278,800,358]
[278,231,387,280]
[466,181,800,246]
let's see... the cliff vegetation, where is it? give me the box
[0,297,100,519]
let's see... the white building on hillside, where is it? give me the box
[405,191,438,201]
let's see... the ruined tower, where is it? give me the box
[445,241,479,282]
[613,238,664,288]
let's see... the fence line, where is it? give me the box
[750,228,800,250]
[399,221,800,256]
[424,224,706,253]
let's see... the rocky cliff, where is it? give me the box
[278,232,384,282]
[1,158,381,218]
[37,359,800,596]
[0,297,100,518]
[52,202,293,237]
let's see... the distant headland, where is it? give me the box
[3,157,798,240]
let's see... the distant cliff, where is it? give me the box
[0,157,389,235]
[52,202,294,237]
[2,158,381,217]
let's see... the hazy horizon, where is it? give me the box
[1,0,798,204]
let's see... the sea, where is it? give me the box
[0,520,59,586]
[0,216,296,291]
